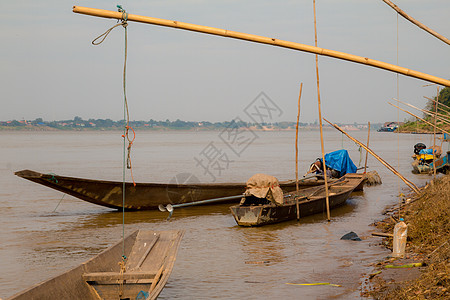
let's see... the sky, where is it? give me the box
[2,0,449,124]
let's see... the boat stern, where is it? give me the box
[230,205,264,226]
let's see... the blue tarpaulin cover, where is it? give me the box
[419,148,435,155]
[322,149,357,176]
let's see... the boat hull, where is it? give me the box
[230,173,364,226]
[412,151,450,174]
[8,230,184,300]
[14,170,327,210]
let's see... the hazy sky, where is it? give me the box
[2,0,449,124]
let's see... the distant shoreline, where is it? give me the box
[0,125,324,132]
[0,118,380,132]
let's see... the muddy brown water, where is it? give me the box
[0,130,441,299]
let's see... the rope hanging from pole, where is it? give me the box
[91,5,136,186]
[90,5,136,263]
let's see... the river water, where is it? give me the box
[0,129,440,299]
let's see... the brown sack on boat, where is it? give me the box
[244,174,284,205]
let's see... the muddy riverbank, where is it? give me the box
[367,175,449,299]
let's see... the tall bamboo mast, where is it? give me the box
[364,122,370,173]
[295,83,303,221]
[324,119,420,195]
[313,0,330,221]
[72,6,450,87]
[432,87,440,178]
[381,0,450,46]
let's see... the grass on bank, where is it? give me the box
[371,175,450,299]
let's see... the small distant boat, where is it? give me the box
[8,230,184,300]
[377,126,397,132]
[14,170,327,210]
[377,122,401,132]
[230,173,365,227]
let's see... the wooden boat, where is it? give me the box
[377,122,399,132]
[8,229,184,300]
[230,173,365,226]
[411,143,446,174]
[412,151,450,174]
[14,169,327,210]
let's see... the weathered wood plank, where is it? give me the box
[371,232,394,238]
[83,271,156,281]
[91,283,152,299]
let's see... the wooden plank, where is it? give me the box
[149,265,165,293]
[371,232,393,238]
[91,283,152,299]
[331,185,357,188]
[83,271,156,281]
[126,232,160,270]
[136,235,159,268]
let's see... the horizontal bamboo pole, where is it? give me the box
[72,6,450,87]
[381,0,450,46]
[388,101,450,135]
[323,118,420,194]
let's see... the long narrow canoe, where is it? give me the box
[14,169,328,210]
[230,173,365,226]
[8,229,184,300]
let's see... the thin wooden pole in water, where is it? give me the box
[324,118,420,195]
[364,122,370,173]
[72,6,450,87]
[295,83,303,220]
[388,102,450,136]
[313,0,330,221]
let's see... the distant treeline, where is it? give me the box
[0,117,314,130]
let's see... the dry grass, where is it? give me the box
[370,176,450,299]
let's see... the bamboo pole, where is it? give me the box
[323,118,420,195]
[433,87,440,179]
[72,6,450,87]
[381,0,450,46]
[395,98,450,126]
[424,96,450,115]
[364,122,370,173]
[388,102,450,135]
[313,0,330,222]
[295,83,303,221]
[420,98,450,121]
